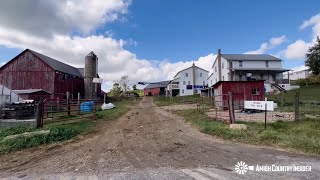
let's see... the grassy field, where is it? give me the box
[0,100,134,154]
[267,85,320,115]
[154,95,202,106]
[131,89,144,97]
[175,109,320,154]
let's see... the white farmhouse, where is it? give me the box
[168,63,208,96]
[208,49,296,93]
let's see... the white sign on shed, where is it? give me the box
[244,101,274,111]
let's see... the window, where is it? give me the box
[200,73,202,77]
[222,62,224,69]
[188,81,191,85]
[182,89,184,93]
[203,81,205,85]
[252,88,260,95]
[186,73,188,77]
[239,61,243,67]
[215,66,217,72]
[266,61,269,67]
[211,80,212,85]
[260,74,263,80]
[215,78,217,83]
[183,81,186,85]
[239,74,243,81]
[222,76,224,81]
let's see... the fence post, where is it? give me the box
[228,91,235,124]
[36,101,43,128]
[294,91,300,121]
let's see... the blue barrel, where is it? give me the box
[80,101,94,112]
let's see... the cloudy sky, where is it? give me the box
[0,0,319,91]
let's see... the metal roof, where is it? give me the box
[29,49,83,77]
[221,54,281,61]
[12,89,50,94]
[144,81,171,89]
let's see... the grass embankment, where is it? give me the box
[267,85,320,115]
[0,100,134,154]
[175,109,320,154]
[154,95,201,106]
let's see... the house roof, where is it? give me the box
[207,73,213,80]
[221,54,281,61]
[144,81,171,89]
[29,49,83,77]
[13,89,51,94]
[173,65,209,78]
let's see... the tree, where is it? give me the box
[112,83,121,96]
[132,84,137,90]
[306,36,320,76]
[120,75,129,92]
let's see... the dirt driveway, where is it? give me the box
[0,97,319,179]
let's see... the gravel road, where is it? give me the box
[0,97,319,179]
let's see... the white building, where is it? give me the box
[208,49,298,93]
[168,63,209,96]
[284,69,310,80]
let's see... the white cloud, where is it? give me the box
[245,35,286,54]
[282,13,320,60]
[291,65,308,72]
[0,0,215,92]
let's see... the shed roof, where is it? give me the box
[12,89,51,94]
[212,80,265,87]
[221,54,281,61]
[29,49,83,77]
[144,81,170,89]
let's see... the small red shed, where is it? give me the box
[144,81,170,96]
[213,81,265,109]
[13,89,51,101]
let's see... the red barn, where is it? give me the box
[0,49,101,100]
[212,81,265,109]
[144,81,170,96]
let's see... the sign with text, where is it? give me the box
[244,101,274,111]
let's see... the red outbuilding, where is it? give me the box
[144,81,170,96]
[211,80,265,109]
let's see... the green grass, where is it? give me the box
[267,86,320,115]
[174,109,320,154]
[0,100,134,154]
[131,89,144,97]
[154,95,201,106]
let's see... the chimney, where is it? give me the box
[192,62,196,95]
[218,49,222,81]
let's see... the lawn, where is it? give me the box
[175,109,320,154]
[267,85,320,115]
[154,95,202,106]
[0,100,134,154]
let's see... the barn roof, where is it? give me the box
[144,81,170,89]
[221,54,281,61]
[13,89,51,94]
[29,49,83,77]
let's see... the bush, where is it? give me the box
[293,76,320,86]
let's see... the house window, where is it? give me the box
[203,81,205,85]
[188,81,191,85]
[266,61,269,67]
[182,89,184,93]
[222,62,224,69]
[183,81,186,85]
[200,73,202,77]
[222,76,224,81]
[239,74,243,81]
[215,78,217,83]
[211,80,212,85]
[186,73,188,77]
[252,88,260,95]
[260,74,263,80]
[239,61,243,67]
[215,66,217,72]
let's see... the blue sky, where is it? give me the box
[0,0,319,90]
